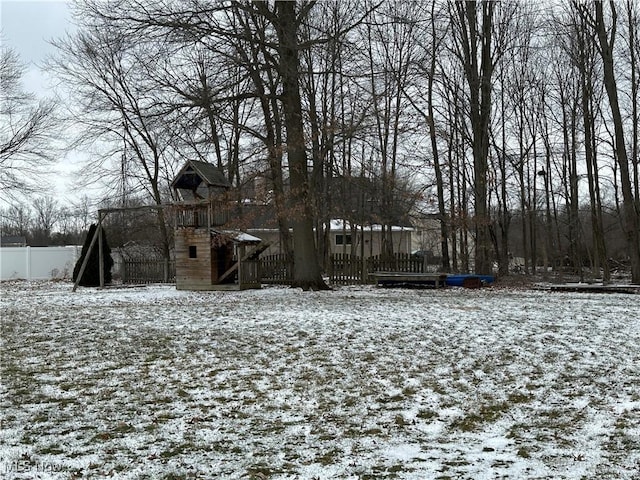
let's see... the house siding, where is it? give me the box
[247,226,413,257]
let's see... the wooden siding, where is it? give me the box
[175,228,212,290]
[175,228,264,290]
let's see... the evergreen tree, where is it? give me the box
[72,224,113,286]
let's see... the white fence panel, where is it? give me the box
[0,246,81,281]
[0,247,26,280]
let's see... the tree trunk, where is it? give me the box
[575,14,609,281]
[453,1,495,275]
[234,9,294,262]
[540,103,555,274]
[594,1,640,283]
[496,65,510,277]
[426,6,450,272]
[628,1,640,218]
[274,1,328,290]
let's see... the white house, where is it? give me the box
[327,219,413,257]
[248,219,413,257]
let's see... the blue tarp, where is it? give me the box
[445,274,495,287]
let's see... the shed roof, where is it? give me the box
[211,229,262,245]
[171,160,230,191]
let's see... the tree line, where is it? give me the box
[2,1,638,287]
[0,194,165,248]
[0,196,91,246]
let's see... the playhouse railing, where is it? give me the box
[174,201,229,229]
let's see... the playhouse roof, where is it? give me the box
[171,160,230,192]
[211,229,262,245]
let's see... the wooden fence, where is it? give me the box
[260,254,294,285]
[121,253,433,286]
[329,253,430,285]
[122,258,175,284]
[259,253,434,286]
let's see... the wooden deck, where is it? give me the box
[371,272,448,288]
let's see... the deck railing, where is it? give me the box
[174,201,229,228]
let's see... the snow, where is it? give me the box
[1,281,639,479]
[329,219,413,232]
[216,230,263,244]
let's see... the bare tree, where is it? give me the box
[262,1,329,289]
[626,1,640,214]
[31,0,638,282]
[31,196,60,245]
[438,62,473,272]
[421,2,451,272]
[587,1,640,283]
[231,5,293,260]
[570,3,610,280]
[51,25,176,265]
[396,2,454,271]
[0,46,57,199]
[449,1,499,275]
[361,2,420,259]
[491,56,514,276]
[0,203,32,238]
[500,5,540,274]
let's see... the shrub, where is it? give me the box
[73,224,114,286]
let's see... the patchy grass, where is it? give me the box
[1,281,639,479]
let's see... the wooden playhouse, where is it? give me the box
[172,160,268,290]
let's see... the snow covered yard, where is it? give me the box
[1,281,639,480]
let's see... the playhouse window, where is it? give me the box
[189,246,197,258]
[335,234,352,246]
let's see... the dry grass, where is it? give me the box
[1,281,639,479]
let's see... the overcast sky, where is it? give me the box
[1,0,75,94]
[1,0,88,205]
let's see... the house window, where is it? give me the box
[189,246,197,258]
[335,234,352,246]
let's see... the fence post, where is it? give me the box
[163,258,169,283]
[365,256,370,283]
[98,221,104,288]
[25,246,31,281]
